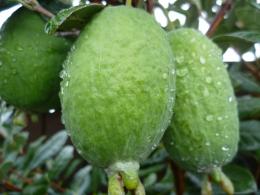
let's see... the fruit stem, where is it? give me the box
[108,173,125,195]
[209,168,234,195]
[126,0,132,6]
[201,175,212,195]
[219,171,234,195]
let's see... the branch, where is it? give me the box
[169,160,185,195]
[206,0,233,37]
[146,0,154,14]
[243,61,260,81]
[19,0,54,18]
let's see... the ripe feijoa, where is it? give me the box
[60,6,175,192]
[0,8,71,112]
[163,28,239,173]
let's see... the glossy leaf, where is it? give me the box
[237,96,260,119]
[28,131,67,170]
[45,3,105,35]
[48,146,74,179]
[239,120,260,151]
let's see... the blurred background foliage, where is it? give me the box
[0,0,260,194]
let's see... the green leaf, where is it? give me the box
[213,31,260,51]
[229,68,260,94]
[23,185,48,195]
[28,131,67,170]
[239,120,260,151]
[222,165,257,194]
[48,146,74,180]
[20,136,46,171]
[237,96,260,119]
[0,160,13,180]
[69,165,92,195]
[235,4,260,31]
[45,3,105,35]
[63,159,82,179]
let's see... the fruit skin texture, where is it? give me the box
[0,8,71,112]
[163,28,239,173]
[60,6,175,169]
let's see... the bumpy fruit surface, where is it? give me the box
[163,28,239,173]
[60,5,175,182]
[0,8,71,112]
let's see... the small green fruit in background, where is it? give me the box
[163,28,239,173]
[60,6,175,193]
[0,8,71,112]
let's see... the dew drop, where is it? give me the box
[176,56,184,63]
[205,77,212,83]
[65,81,69,87]
[217,116,223,121]
[221,146,229,151]
[206,115,213,121]
[228,96,233,102]
[203,88,209,97]
[162,73,168,79]
[176,68,188,77]
[200,57,206,64]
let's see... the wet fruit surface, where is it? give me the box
[60,6,175,168]
[0,8,71,112]
[164,28,239,173]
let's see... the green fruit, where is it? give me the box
[163,28,239,173]
[60,6,175,192]
[0,8,71,112]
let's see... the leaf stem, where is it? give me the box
[206,0,233,37]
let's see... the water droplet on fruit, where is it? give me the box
[200,57,206,64]
[221,146,229,151]
[205,77,212,83]
[217,116,223,121]
[162,73,168,79]
[171,69,175,75]
[206,115,213,121]
[203,88,209,96]
[17,47,23,51]
[228,96,233,102]
[65,81,69,87]
[176,56,184,63]
[176,68,188,77]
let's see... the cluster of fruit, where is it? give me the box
[0,5,239,194]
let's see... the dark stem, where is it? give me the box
[169,160,185,195]
[33,4,54,18]
[243,61,260,81]
[1,181,22,192]
[146,0,154,14]
[206,0,233,37]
